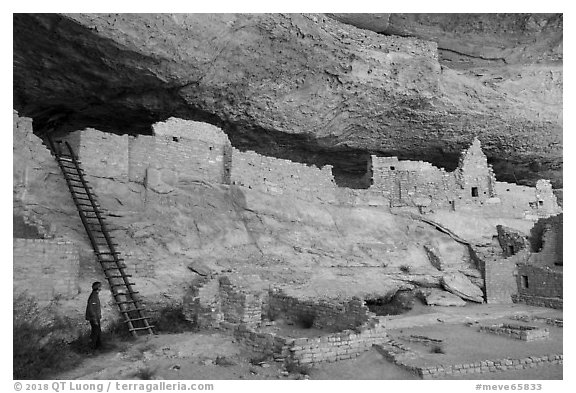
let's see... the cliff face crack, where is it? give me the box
[438,47,508,64]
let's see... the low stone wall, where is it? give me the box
[512,294,563,309]
[268,289,369,331]
[219,277,264,328]
[288,322,387,365]
[479,323,549,341]
[420,354,563,379]
[233,318,387,366]
[376,339,562,379]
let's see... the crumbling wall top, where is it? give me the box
[153,117,231,145]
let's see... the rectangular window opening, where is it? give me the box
[471,187,479,197]
[520,275,529,289]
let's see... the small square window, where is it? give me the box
[390,166,395,170]
[538,200,544,206]
[471,187,479,197]
[172,137,179,142]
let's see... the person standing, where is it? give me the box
[85,282,102,350]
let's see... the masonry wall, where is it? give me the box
[128,134,229,186]
[370,156,457,209]
[234,318,388,365]
[13,239,80,300]
[219,276,263,327]
[483,255,521,304]
[232,149,337,203]
[515,264,562,301]
[534,180,562,217]
[268,290,370,331]
[530,214,563,266]
[454,138,497,203]
[71,129,130,182]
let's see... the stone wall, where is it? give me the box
[482,254,522,304]
[129,134,230,186]
[73,129,130,182]
[233,317,387,365]
[231,149,337,203]
[454,138,497,203]
[370,156,456,209]
[182,276,222,329]
[13,238,80,300]
[478,323,549,341]
[534,180,561,217]
[514,264,562,309]
[529,214,563,266]
[219,276,264,328]
[58,124,561,221]
[419,354,562,379]
[377,339,562,379]
[268,289,370,331]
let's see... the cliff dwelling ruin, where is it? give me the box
[13,12,563,381]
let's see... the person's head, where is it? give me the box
[92,282,102,292]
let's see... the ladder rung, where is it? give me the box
[128,326,155,332]
[84,215,106,220]
[58,156,81,163]
[124,316,150,322]
[110,282,135,287]
[59,162,82,168]
[121,307,147,314]
[96,251,121,255]
[100,262,126,267]
[105,274,132,279]
[115,299,138,305]
[104,266,127,271]
[70,184,93,189]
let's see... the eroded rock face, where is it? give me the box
[13,13,562,186]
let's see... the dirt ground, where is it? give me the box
[52,302,562,381]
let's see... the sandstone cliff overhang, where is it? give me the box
[13,13,562,187]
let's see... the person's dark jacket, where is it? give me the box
[85,290,101,323]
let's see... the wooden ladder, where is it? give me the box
[46,138,154,337]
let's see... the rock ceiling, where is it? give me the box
[13,13,562,187]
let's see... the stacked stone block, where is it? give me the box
[268,289,370,331]
[482,254,522,304]
[418,354,563,379]
[288,323,387,365]
[13,238,80,300]
[479,323,549,341]
[219,276,263,328]
[232,149,337,203]
[454,138,497,203]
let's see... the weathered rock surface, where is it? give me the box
[187,261,214,277]
[13,13,562,186]
[417,288,467,307]
[441,271,484,303]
